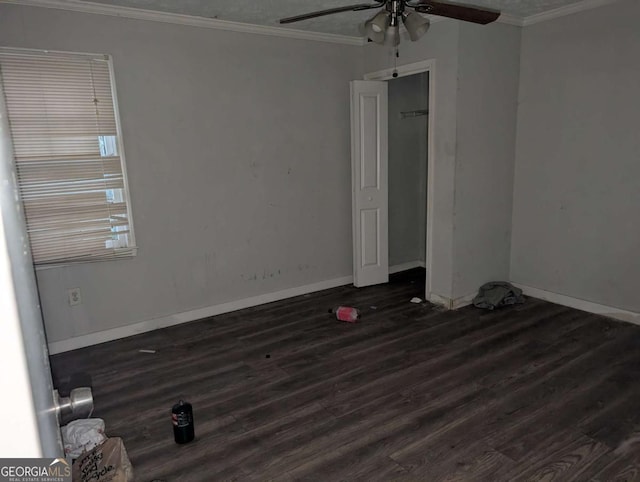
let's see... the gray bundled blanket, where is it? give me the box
[473,282,525,310]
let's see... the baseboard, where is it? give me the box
[513,283,640,326]
[428,293,451,309]
[428,291,475,310]
[48,274,354,354]
[451,292,476,310]
[49,262,429,354]
[389,260,426,275]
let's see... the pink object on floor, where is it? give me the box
[332,306,360,323]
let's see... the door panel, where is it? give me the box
[351,80,389,287]
[0,76,63,457]
[361,208,380,267]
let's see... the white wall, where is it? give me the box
[511,0,640,313]
[0,4,363,344]
[388,72,428,267]
[452,23,521,299]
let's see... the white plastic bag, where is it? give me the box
[61,418,107,459]
[72,437,134,482]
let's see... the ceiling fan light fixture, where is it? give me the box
[402,11,430,42]
[364,11,389,43]
[385,24,400,47]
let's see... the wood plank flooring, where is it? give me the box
[50,269,640,481]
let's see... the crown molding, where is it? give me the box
[522,0,621,25]
[0,0,365,46]
[496,13,525,26]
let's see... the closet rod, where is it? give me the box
[400,109,428,119]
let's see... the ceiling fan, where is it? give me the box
[279,0,500,46]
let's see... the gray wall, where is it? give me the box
[452,23,521,298]
[510,0,640,312]
[0,4,363,343]
[388,72,428,267]
[7,0,634,347]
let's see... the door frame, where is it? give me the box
[363,59,436,299]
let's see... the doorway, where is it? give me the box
[388,72,429,276]
[352,60,437,300]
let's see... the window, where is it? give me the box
[0,48,136,265]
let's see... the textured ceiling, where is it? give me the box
[78,0,590,36]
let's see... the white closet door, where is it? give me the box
[350,80,389,287]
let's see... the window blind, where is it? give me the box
[0,49,135,265]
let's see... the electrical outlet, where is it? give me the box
[68,288,82,306]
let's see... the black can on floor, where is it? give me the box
[171,400,195,444]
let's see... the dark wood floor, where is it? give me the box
[51,269,640,481]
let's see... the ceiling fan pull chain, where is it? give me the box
[393,46,399,78]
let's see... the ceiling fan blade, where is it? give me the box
[279,3,383,24]
[409,0,499,24]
